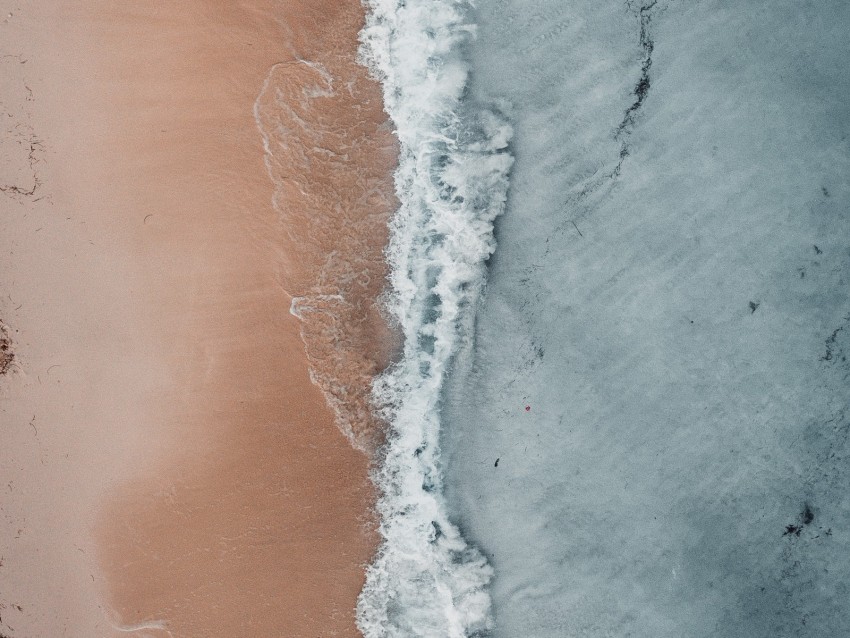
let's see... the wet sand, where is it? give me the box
[0,1,393,636]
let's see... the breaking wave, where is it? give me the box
[356,0,514,635]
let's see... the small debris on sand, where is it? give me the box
[0,320,13,375]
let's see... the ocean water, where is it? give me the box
[441,1,850,637]
[351,0,850,635]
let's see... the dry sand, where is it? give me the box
[0,1,393,636]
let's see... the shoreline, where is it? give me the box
[0,1,393,635]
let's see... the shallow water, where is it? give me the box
[442,1,850,636]
[254,40,397,452]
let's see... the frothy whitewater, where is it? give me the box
[355,1,513,636]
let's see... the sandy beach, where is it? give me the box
[0,1,393,636]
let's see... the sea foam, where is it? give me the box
[356,1,514,636]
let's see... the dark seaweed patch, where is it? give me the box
[783,503,816,537]
[802,504,815,525]
[614,1,658,176]
[821,316,850,363]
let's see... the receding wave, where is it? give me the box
[355,1,514,635]
[253,54,397,452]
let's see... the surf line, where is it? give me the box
[356,0,514,636]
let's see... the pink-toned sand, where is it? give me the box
[0,1,394,636]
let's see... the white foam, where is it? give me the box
[356,1,514,636]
